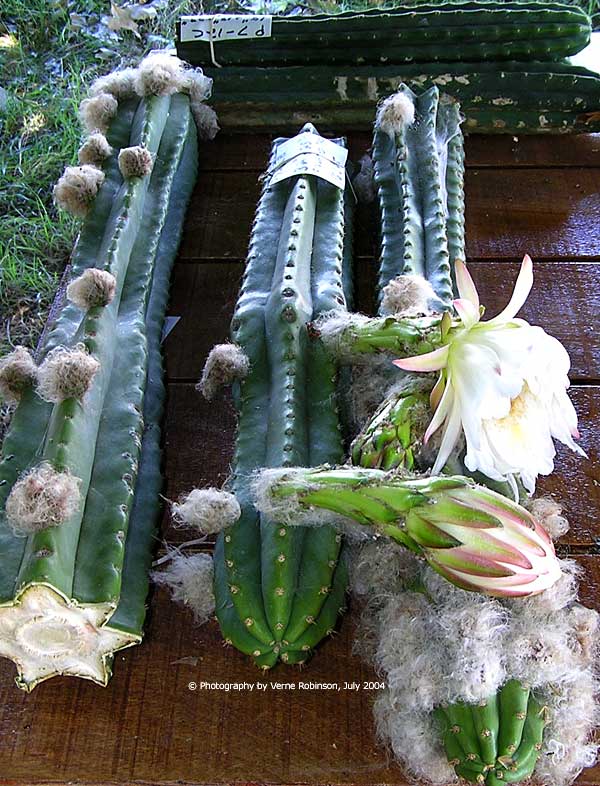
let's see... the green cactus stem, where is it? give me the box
[0,65,200,689]
[255,465,562,597]
[201,59,600,134]
[373,85,461,306]
[350,379,431,471]
[214,125,353,667]
[436,683,548,785]
[177,1,590,67]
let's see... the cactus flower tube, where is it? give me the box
[393,256,586,496]
[254,467,562,598]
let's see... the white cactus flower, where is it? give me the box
[393,256,586,496]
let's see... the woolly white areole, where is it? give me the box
[53,165,105,217]
[78,133,112,167]
[375,91,416,136]
[198,343,249,400]
[118,145,154,179]
[67,268,116,310]
[0,346,38,405]
[37,346,100,403]
[79,92,118,133]
[5,463,80,535]
[171,488,241,534]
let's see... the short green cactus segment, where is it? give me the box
[214,124,353,667]
[351,380,431,471]
[0,77,199,689]
[178,1,591,67]
[437,682,548,784]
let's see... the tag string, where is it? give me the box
[208,16,222,69]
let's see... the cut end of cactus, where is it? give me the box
[0,584,139,692]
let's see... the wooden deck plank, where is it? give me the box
[181,168,600,261]
[197,133,600,172]
[164,261,600,382]
[1,555,599,785]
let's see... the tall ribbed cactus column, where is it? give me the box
[373,84,463,308]
[213,125,353,667]
[0,54,205,690]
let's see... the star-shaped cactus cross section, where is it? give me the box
[0,584,139,691]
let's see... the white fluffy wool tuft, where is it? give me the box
[350,545,599,784]
[78,133,113,167]
[152,551,215,625]
[135,52,186,96]
[348,357,397,432]
[380,275,438,317]
[172,488,241,534]
[197,344,250,399]
[529,497,570,540]
[53,165,105,217]
[89,68,138,100]
[537,669,600,786]
[118,145,154,178]
[374,695,457,785]
[376,92,416,136]
[67,268,116,310]
[79,92,118,133]
[192,102,220,141]
[5,463,80,535]
[184,69,213,103]
[0,346,38,404]
[37,346,99,403]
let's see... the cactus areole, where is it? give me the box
[0,55,202,690]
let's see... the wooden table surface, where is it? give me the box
[1,132,599,786]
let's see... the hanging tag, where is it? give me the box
[180,15,272,43]
[270,133,348,190]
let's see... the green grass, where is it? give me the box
[0,0,194,357]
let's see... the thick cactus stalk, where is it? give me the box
[202,59,600,134]
[178,1,590,67]
[0,55,203,690]
[214,125,353,667]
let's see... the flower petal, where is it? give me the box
[455,259,480,309]
[431,396,462,474]
[488,254,534,324]
[424,381,454,444]
[454,297,480,329]
[392,344,449,373]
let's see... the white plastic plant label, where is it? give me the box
[270,133,348,190]
[179,15,272,43]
